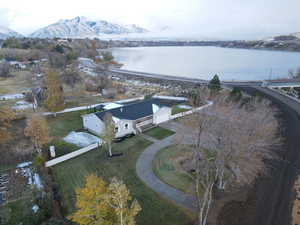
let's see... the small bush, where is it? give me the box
[33,155,46,168]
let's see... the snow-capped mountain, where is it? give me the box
[0,26,23,39]
[30,16,148,38]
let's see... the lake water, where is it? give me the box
[111,46,300,81]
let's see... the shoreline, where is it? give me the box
[108,68,263,87]
[107,40,300,53]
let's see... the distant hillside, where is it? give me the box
[0,26,23,39]
[292,32,300,39]
[30,16,148,38]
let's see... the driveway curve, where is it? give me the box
[136,132,198,213]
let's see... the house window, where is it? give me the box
[125,124,129,129]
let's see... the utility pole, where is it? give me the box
[268,68,273,81]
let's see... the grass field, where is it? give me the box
[0,198,38,225]
[153,145,195,195]
[171,106,190,115]
[51,136,194,225]
[47,111,85,138]
[0,182,49,225]
[144,126,175,140]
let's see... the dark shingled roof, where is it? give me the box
[95,98,184,121]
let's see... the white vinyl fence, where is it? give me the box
[45,142,101,167]
[170,101,213,120]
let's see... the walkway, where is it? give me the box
[136,128,198,212]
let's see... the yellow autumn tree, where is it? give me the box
[70,174,116,225]
[0,107,16,144]
[106,177,142,225]
[44,69,64,113]
[24,114,50,154]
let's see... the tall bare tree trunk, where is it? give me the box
[120,202,123,225]
[108,142,112,157]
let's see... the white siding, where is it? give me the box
[115,119,136,138]
[153,107,171,124]
[82,114,104,136]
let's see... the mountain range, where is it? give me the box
[0,26,23,39]
[30,16,148,38]
[0,16,148,39]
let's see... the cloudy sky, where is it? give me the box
[1,0,299,39]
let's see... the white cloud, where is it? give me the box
[0,8,12,27]
[0,0,300,39]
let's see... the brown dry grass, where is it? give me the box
[292,175,300,225]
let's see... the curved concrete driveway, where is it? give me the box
[136,131,198,212]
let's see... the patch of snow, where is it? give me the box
[153,95,188,101]
[17,162,32,168]
[12,101,34,111]
[0,93,24,101]
[63,131,102,147]
[20,167,33,185]
[103,102,123,110]
[78,57,96,68]
[32,204,39,213]
[178,105,192,109]
[29,16,147,38]
[33,173,43,189]
[0,26,23,39]
[17,162,43,189]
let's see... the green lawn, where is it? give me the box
[153,145,195,195]
[144,126,175,140]
[47,111,85,138]
[0,198,48,225]
[51,136,194,225]
[171,106,190,115]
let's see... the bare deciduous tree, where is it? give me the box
[0,61,11,77]
[175,93,281,225]
[61,64,82,91]
[24,114,51,154]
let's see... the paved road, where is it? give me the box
[236,86,300,225]
[136,133,198,212]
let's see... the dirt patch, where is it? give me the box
[216,186,256,225]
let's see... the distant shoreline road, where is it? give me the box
[109,68,263,86]
[109,39,300,53]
